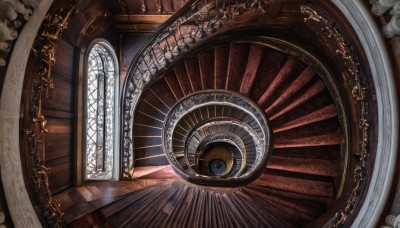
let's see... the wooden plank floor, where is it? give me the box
[54,178,327,227]
[54,180,178,223]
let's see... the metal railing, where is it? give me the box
[121,0,268,180]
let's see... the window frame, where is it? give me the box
[82,39,120,181]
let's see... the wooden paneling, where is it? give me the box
[161,0,174,12]
[120,33,150,85]
[53,38,75,79]
[42,37,76,194]
[60,0,113,47]
[45,118,73,161]
[49,162,73,193]
[43,75,74,112]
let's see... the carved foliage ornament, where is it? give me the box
[370,0,400,38]
[25,1,77,226]
[0,0,40,66]
[301,6,370,227]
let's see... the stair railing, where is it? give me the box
[121,0,269,180]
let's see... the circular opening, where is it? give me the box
[209,159,226,175]
[162,90,272,185]
[198,142,235,177]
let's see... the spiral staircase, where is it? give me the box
[111,42,343,227]
[53,0,356,227]
[2,0,391,227]
[56,37,345,226]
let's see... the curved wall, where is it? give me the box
[0,0,397,227]
[330,0,398,227]
[0,1,53,227]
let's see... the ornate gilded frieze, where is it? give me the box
[25,1,77,226]
[301,6,371,227]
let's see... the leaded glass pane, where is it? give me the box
[85,43,116,180]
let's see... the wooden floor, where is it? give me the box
[53,165,177,226]
[54,177,328,227]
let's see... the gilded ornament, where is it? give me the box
[301,5,370,227]
[27,1,77,226]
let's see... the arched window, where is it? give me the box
[84,40,119,180]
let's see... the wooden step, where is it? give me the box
[254,169,335,198]
[266,66,315,114]
[243,187,323,225]
[272,146,340,160]
[174,64,193,95]
[267,156,338,176]
[269,79,326,120]
[240,45,264,96]
[185,57,202,92]
[273,104,337,133]
[226,44,250,91]
[273,118,341,140]
[164,71,185,100]
[250,49,287,100]
[257,56,304,107]
[106,185,169,226]
[123,183,179,226]
[198,49,215,89]
[214,46,230,89]
[245,184,333,204]
[274,132,342,148]
[100,186,160,217]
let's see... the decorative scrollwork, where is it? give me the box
[301,6,366,103]
[359,118,370,168]
[250,0,268,13]
[301,6,371,227]
[141,0,146,14]
[25,1,77,227]
[352,85,366,102]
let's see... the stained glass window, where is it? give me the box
[85,41,118,180]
